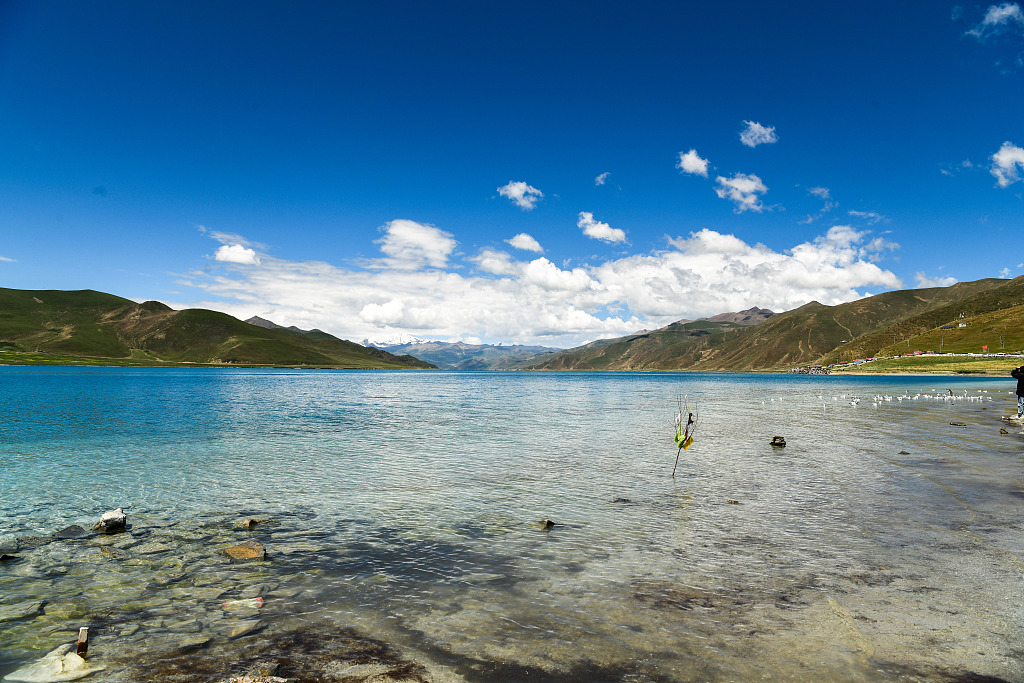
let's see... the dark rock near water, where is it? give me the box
[536,520,555,531]
[769,436,786,447]
[898,450,911,455]
[1000,427,1009,434]
[0,553,19,563]
[94,507,127,533]
[242,518,270,529]
[949,422,967,427]
[54,524,88,539]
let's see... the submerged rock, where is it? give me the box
[240,518,270,530]
[769,436,786,447]
[536,520,555,531]
[53,526,87,540]
[0,600,43,623]
[1,643,105,682]
[224,541,267,560]
[93,508,127,534]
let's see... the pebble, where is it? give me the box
[229,619,263,638]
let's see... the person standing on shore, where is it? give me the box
[1012,366,1024,418]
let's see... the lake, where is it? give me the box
[1,368,1022,682]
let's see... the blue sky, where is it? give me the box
[1,1,1022,346]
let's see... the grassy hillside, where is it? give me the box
[0,288,434,369]
[819,276,1024,364]
[528,277,1013,372]
[528,320,750,370]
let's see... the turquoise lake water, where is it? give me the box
[1,367,1022,682]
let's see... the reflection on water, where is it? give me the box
[0,368,1022,681]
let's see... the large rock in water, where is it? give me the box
[224,541,267,560]
[93,508,127,534]
[1,643,105,682]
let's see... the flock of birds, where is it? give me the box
[762,389,1006,410]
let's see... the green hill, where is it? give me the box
[527,277,1016,372]
[0,288,435,369]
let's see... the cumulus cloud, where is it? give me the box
[578,212,627,243]
[915,272,958,288]
[506,233,543,253]
[739,121,778,147]
[180,222,904,348]
[497,181,544,210]
[595,172,611,186]
[714,173,768,212]
[374,219,456,269]
[1000,267,1012,277]
[214,244,261,265]
[966,2,1024,38]
[991,141,1024,187]
[470,248,519,276]
[676,149,709,177]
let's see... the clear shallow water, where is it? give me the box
[1,367,1022,682]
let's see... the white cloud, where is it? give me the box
[915,272,958,288]
[0,256,15,262]
[470,248,519,275]
[799,186,838,224]
[1000,267,1012,277]
[578,212,626,243]
[523,257,596,292]
[847,209,888,224]
[991,141,1024,187]
[374,219,456,269]
[507,233,543,253]
[181,223,904,348]
[595,172,611,186]
[739,121,778,147]
[497,181,544,210]
[714,173,768,212]
[966,2,1024,38]
[214,244,261,265]
[676,149,709,177]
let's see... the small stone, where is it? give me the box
[93,508,127,534]
[229,619,262,638]
[241,518,270,529]
[54,525,88,540]
[134,541,173,554]
[898,450,910,455]
[769,436,786,447]
[224,541,267,560]
[536,520,555,530]
[0,553,19,563]
[1000,427,1009,434]
[728,500,740,505]
[250,661,280,677]
[950,422,967,427]
[176,635,211,653]
[100,546,132,560]
[612,498,632,503]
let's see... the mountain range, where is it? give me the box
[2,276,1021,371]
[526,277,1023,371]
[0,288,435,369]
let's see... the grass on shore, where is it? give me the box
[832,355,1022,375]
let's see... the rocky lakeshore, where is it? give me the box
[0,509,436,683]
